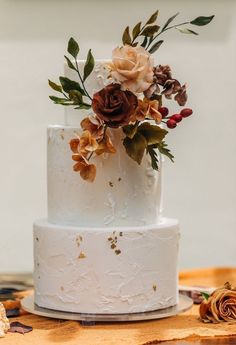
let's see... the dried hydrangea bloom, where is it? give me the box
[96,134,116,155]
[81,115,104,140]
[145,64,188,106]
[200,282,236,323]
[0,303,10,338]
[132,98,162,123]
[72,154,96,182]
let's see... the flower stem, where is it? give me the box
[147,21,190,48]
[75,60,93,101]
[87,124,107,162]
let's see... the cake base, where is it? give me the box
[34,218,179,314]
[22,294,192,322]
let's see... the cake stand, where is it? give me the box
[21,293,192,324]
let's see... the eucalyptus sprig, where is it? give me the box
[49,37,95,109]
[122,10,214,54]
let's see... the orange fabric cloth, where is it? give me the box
[1,267,236,345]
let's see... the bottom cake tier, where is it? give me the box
[33,218,180,314]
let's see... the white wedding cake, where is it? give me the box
[33,60,180,314]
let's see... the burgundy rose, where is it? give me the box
[92,84,137,128]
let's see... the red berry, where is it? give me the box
[167,119,177,129]
[158,107,169,118]
[180,108,193,118]
[171,114,182,123]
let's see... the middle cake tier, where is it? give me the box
[48,125,162,227]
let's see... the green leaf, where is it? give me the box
[148,40,164,54]
[190,15,214,26]
[147,145,159,170]
[48,80,62,93]
[83,49,95,81]
[64,55,77,71]
[123,133,147,165]
[201,292,210,301]
[141,36,148,48]
[138,122,168,145]
[74,103,91,110]
[68,90,83,104]
[49,95,72,105]
[176,27,198,35]
[122,26,132,45]
[146,10,159,25]
[141,25,160,37]
[132,22,142,40]
[67,37,79,58]
[157,141,174,162]
[122,123,138,139]
[162,12,179,31]
[59,76,85,95]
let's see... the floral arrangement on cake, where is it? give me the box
[49,10,214,182]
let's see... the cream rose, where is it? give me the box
[110,45,154,94]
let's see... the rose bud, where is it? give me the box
[158,107,169,118]
[167,119,177,129]
[171,114,182,123]
[180,108,193,118]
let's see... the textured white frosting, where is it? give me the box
[34,218,179,314]
[48,125,162,227]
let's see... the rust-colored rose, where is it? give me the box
[92,83,137,128]
[199,282,236,323]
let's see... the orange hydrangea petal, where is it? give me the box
[80,164,96,182]
[96,134,116,155]
[70,138,80,153]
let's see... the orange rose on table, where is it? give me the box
[200,282,236,323]
[110,45,154,93]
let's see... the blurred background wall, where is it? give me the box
[0,0,235,272]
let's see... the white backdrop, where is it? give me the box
[0,0,235,272]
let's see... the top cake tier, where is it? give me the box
[47,60,162,227]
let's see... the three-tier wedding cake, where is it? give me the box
[33,10,213,314]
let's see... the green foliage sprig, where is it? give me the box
[122,11,214,53]
[123,122,169,168]
[49,37,94,109]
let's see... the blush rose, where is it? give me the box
[110,45,154,93]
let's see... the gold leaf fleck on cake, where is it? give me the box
[78,252,86,259]
[109,181,114,187]
[108,231,122,256]
[60,129,65,140]
[119,232,123,237]
[76,236,83,247]
[153,284,157,291]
